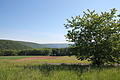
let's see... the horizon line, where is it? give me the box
[0,39,73,44]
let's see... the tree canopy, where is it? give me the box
[64,8,120,65]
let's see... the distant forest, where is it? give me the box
[0,40,71,56]
[0,40,69,49]
[0,48,72,56]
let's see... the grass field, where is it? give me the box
[0,56,120,80]
[0,56,32,59]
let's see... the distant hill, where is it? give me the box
[18,41,48,48]
[0,40,31,50]
[0,40,70,50]
[42,44,69,48]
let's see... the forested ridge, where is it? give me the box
[0,40,31,50]
[0,40,71,56]
[0,40,69,50]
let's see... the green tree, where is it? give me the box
[64,8,120,65]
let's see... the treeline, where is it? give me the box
[0,48,72,56]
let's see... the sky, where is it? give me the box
[0,0,120,43]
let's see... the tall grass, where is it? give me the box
[0,61,120,80]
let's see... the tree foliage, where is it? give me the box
[0,48,70,56]
[64,8,120,65]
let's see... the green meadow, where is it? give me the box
[0,56,32,59]
[0,56,120,80]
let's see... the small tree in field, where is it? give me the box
[64,8,120,66]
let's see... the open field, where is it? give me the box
[0,56,120,80]
[0,56,32,59]
[0,56,89,65]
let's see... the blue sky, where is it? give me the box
[0,0,120,43]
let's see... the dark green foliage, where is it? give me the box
[0,48,71,56]
[0,50,17,56]
[51,48,69,56]
[64,8,120,65]
[18,49,52,56]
